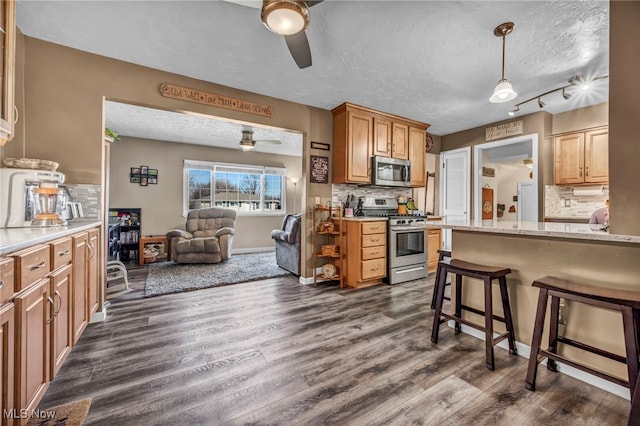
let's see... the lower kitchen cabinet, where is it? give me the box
[427,228,442,273]
[87,228,99,318]
[49,263,72,379]
[0,303,15,426]
[344,220,387,288]
[71,233,88,344]
[15,278,50,421]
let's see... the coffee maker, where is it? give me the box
[0,168,67,228]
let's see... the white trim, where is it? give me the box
[439,146,471,251]
[472,133,539,222]
[448,321,630,400]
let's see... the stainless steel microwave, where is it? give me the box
[371,156,411,187]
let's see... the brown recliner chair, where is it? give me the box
[166,208,236,264]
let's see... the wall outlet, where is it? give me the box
[564,198,571,207]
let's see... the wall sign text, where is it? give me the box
[485,120,523,141]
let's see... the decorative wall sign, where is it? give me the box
[482,167,496,177]
[485,120,523,141]
[311,141,330,151]
[310,155,329,184]
[160,83,273,117]
[131,166,158,186]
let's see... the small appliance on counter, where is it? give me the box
[0,167,68,227]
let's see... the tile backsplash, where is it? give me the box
[332,184,412,205]
[545,185,608,218]
[66,184,101,218]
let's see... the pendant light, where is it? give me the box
[489,22,518,103]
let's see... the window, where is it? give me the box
[184,160,286,215]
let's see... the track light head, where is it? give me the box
[562,88,572,100]
[538,97,545,108]
[508,106,520,116]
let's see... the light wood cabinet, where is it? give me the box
[554,127,608,185]
[332,102,430,187]
[87,228,100,317]
[345,220,387,288]
[0,0,16,146]
[15,277,50,420]
[312,206,343,287]
[409,126,426,187]
[427,228,442,273]
[0,302,15,426]
[0,257,14,305]
[71,233,88,344]
[332,104,372,184]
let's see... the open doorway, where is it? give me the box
[473,134,539,223]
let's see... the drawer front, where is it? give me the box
[361,258,386,280]
[362,246,385,260]
[361,222,386,235]
[50,237,73,270]
[13,245,51,292]
[0,257,15,305]
[362,233,386,247]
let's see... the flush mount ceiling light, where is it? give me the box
[261,0,309,36]
[507,74,608,116]
[489,22,518,103]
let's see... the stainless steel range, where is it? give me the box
[358,196,428,284]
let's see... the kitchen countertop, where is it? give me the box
[342,217,389,222]
[419,219,640,244]
[0,219,102,255]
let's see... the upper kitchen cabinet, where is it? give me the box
[332,103,372,184]
[409,126,426,187]
[332,102,430,187]
[554,127,608,185]
[0,0,16,146]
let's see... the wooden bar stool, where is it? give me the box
[430,249,451,309]
[431,258,517,370]
[525,276,640,412]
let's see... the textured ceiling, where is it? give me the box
[16,0,609,150]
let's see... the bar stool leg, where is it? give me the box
[498,276,517,355]
[547,295,561,372]
[431,265,449,344]
[622,306,640,400]
[430,261,444,309]
[454,274,462,334]
[483,276,495,371]
[525,288,550,391]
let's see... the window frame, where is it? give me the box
[183,160,287,216]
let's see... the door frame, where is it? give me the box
[472,133,539,222]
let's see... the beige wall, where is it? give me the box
[609,1,640,236]
[4,36,334,279]
[110,136,302,250]
[552,102,608,135]
[441,111,551,219]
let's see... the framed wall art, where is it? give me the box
[130,165,159,186]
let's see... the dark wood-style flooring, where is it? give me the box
[38,265,630,425]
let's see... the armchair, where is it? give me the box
[270,213,301,275]
[166,208,236,264]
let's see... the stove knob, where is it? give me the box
[398,220,405,224]
[408,220,413,224]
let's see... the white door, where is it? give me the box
[439,147,471,250]
[517,181,538,222]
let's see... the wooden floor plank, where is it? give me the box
[36,266,631,425]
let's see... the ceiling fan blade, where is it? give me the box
[306,0,324,7]
[255,139,282,145]
[284,31,312,69]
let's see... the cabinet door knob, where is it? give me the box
[54,290,63,316]
[585,166,589,176]
[0,280,3,289]
[59,250,70,257]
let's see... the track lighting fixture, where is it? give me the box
[489,22,517,103]
[506,75,608,116]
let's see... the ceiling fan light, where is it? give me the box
[490,80,517,103]
[261,0,309,36]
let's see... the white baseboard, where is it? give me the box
[232,247,274,254]
[448,321,630,400]
[90,308,107,324]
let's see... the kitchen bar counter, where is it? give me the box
[423,219,640,244]
[0,219,102,255]
[424,219,640,398]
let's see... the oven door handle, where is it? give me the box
[391,226,426,231]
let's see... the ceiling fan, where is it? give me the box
[260,0,324,69]
[239,129,282,151]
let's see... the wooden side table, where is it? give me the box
[139,236,168,265]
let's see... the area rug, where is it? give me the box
[27,398,91,426]
[145,251,292,297]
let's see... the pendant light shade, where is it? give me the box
[489,22,517,103]
[490,80,517,103]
